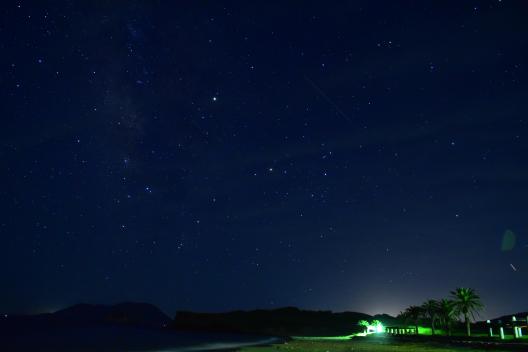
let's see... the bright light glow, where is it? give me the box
[366,322,384,334]
[359,319,384,335]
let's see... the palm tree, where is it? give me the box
[422,300,440,335]
[451,287,484,336]
[437,299,455,336]
[402,305,423,335]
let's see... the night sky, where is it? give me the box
[2,1,528,320]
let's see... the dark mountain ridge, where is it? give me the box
[2,302,171,329]
[171,306,399,337]
[2,302,417,337]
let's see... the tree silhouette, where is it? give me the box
[437,299,455,336]
[421,299,440,335]
[451,287,484,336]
[402,305,423,335]
[358,320,369,334]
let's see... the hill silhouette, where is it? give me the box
[172,307,399,336]
[3,302,170,329]
[2,303,400,337]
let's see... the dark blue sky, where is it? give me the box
[1,1,528,319]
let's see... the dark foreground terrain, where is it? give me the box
[239,335,528,352]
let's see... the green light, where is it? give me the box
[358,320,385,336]
[371,320,384,333]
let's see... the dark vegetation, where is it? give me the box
[171,307,399,336]
[399,287,484,337]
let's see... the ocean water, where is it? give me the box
[1,325,280,352]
